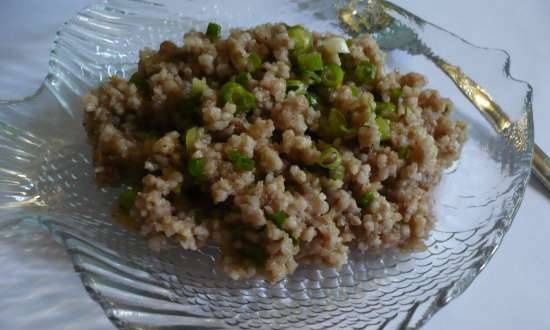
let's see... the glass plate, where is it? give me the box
[0,0,533,329]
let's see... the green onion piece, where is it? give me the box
[318,147,342,170]
[220,81,256,113]
[376,102,396,118]
[304,92,319,109]
[220,81,241,103]
[357,192,375,208]
[237,92,256,113]
[286,79,306,93]
[235,72,251,86]
[227,150,255,171]
[349,84,359,97]
[355,60,377,85]
[397,146,410,160]
[345,127,358,137]
[368,99,376,115]
[376,117,391,141]
[328,108,347,133]
[329,165,345,180]
[322,64,344,88]
[321,108,355,138]
[297,52,324,72]
[191,77,207,96]
[118,190,137,211]
[390,88,402,102]
[291,236,300,246]
[128,72,151,97]
[187,157,206,179]
[301,70,322,84]
[268,210,286,228]
[185,127,199,152]
[248,52,262,72]
[321,36,350,55]
[206,22,222,39]
[288,25,313,52]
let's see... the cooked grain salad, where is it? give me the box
[83,23,466,282]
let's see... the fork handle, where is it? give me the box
[533,144,550,192]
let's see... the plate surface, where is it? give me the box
[0,0,533,329]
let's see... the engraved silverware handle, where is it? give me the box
[533,144,550,191]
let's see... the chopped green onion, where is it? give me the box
[328,108,347,132]
[187,157,206,179]
[191,77,207,96]
[220,81,256,113]
[297,52,324,72]
[329,165,345,180]
[357,192,375,208]
[321,108,355,138]
[235,72,251,86]
[227,150,255,171]
[118,190,137,211]
[350,84,359,97]
[291,236,300,246]
[375,117,391,141]
[368,98,377,114]
[318,147,341,170]
[301,70,322,84]
[288,25,313,52]
[268,211,286,228]
[128,72,151,97]
[355,60,377,85]
[321,36,350,54]
[397,146,410,160]
[206,22,222,39]
[343,127,357,138]
[322,64,344,88]
[248,52,262,72]
[185,127,200,152]
[304,92,319,109]
[286,79,306,93]
[182,79,205,113]
[390,88,402,102]
[220,81,241,102]
[238,92,256,113]
[376,102,396,118]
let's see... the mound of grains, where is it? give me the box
[83,23,466,282]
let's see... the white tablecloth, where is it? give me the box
[1,1,549,329]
